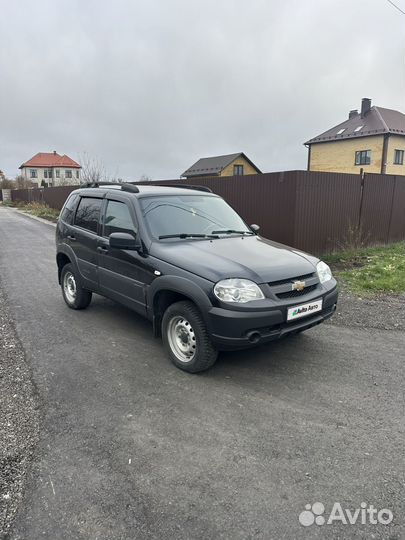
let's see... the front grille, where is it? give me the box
[276,284,318,299]
[269,273,315,287]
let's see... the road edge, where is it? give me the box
[0,280,41,539]
[0,206,57,228]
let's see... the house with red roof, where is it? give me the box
[19,151,81,186]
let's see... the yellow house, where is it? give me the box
[181,152,261,178]
[305,98,405,175]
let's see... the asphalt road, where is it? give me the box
[0,206,404,540]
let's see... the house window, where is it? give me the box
[336,128,346,135]
[44,169,52,179]
[55,170,60,178]
[76,170,79,179]
[233,164,244,175]
[65,170,72,178]
[30,169,37,178]
[394,149,404,165]
[355,150,371,166]
[354,125,364,132]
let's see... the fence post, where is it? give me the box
[387,175,397,244]
[357,170,366,230]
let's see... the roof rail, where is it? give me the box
[151,183,213,193]
[80,181,212,194]
[81,181,118,188]
[121,183,140,193]
[80,181,139,193]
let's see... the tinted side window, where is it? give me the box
[74,197,102,233]
[104,201,137,237]
[60,194,79,224]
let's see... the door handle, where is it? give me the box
[67,235,76,241]
[97,245,108,253]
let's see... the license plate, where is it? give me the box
[287,299,323,321]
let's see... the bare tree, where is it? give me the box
[0,176,15,189]
[139,174,152,182]
[109,176,122,184]
[78,152,108,184]
[56,176,79,187]
[15,175,35,189]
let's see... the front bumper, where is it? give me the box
[207,285,338,350]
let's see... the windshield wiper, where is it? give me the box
[211,229,254,235]
[158,233,219,239]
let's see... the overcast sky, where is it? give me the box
[0,0,404,180]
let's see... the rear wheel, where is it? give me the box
[61,263,92,310]
[162,301,218,373]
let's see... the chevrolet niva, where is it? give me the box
[56,183,338,372]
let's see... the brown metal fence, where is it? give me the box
[11,185,76,209]
[9,171,405,254]
[138,171,405,253]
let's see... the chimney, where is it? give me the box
[53,150,56,154]
[361,98,371,118]
[349,109,358,119]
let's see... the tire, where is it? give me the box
[162,301,218,373]
[61,263,92,310]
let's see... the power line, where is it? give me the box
[386,0,405,15]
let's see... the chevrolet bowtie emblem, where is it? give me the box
[292,280,306,291]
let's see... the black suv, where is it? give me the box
[56,183,338,372]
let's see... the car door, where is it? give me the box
[70,195,103,289]
[98,195,150,314]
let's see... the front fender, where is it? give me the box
[147,275,213,330]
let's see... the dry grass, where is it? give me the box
[1,200,60,222]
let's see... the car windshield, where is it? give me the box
[140,194,252,239]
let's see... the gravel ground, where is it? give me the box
[0,285,40,539]
[326,286,405,331]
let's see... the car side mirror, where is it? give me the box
[250,224,260,233]
[109,232,141,251]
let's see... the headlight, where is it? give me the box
[214,278,265,303]
[317,261,332,283]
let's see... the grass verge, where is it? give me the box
[324,242,405,296]
[1,200,60,222]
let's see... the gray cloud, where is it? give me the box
[0,0,404,180]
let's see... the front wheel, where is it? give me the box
[162,301,218,373]
[61,263,92,310]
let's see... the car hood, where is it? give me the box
[150,235,318,283]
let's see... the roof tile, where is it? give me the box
[20,152,81,169]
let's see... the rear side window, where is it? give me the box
[60,194,79,224]
[104,200,137,237]
[74,197,102,233]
